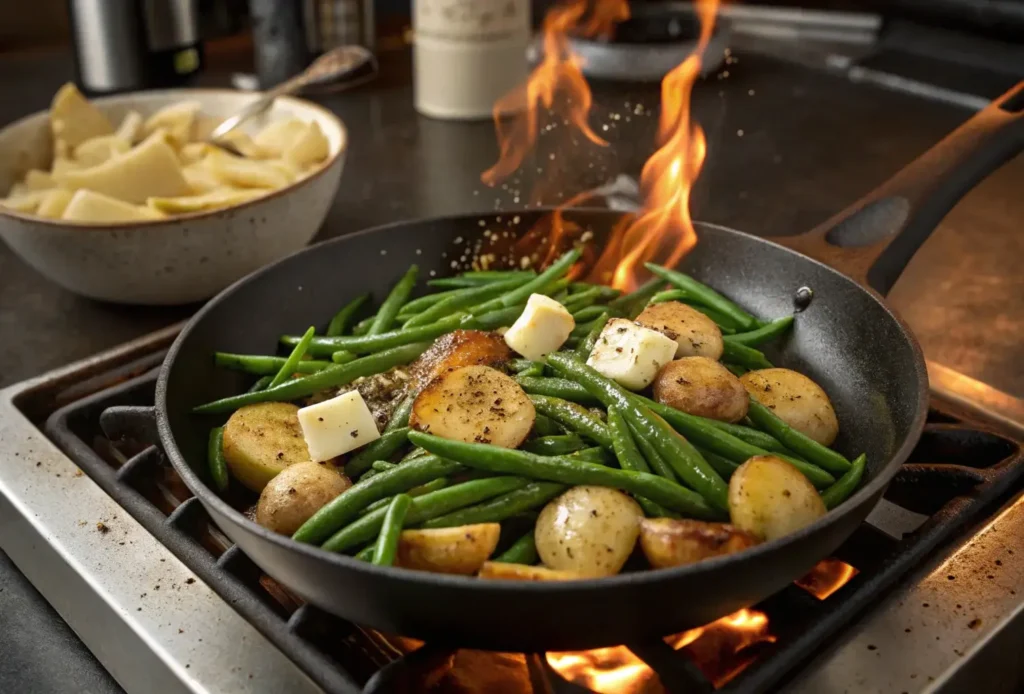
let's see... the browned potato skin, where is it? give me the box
[396,523,501,575]
[653,357,749,422]
[728,455,827,541]
[222,402,310,492]
[477,562,581,581]
[740,368,839,446]
[639,518,759,569]
[636,301,724,359]
[410,329,512,389]
[255,461,351,535]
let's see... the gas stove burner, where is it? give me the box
[566,3,728,82]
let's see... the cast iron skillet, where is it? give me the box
[156,84,1023,651]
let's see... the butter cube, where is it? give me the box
[586,318,677,390]
[297,390,380,462]
[503,293,576,361]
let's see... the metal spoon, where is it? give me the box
[208,45,376,152]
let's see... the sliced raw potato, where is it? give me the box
[179,142,215,165]
[36,188,75,218]
[51,157,82,176]
[54,132,190,204]
[635,301,724,359]
[477,562,581,581]
[182,161,223,193]
[222,402,311,492]
[728,455,826,541]
[410,365,535,448]
[23,169,55,191]
[503,293,575,361]
[219,131,269,159]
[410,329,513,389]
[297,390,381,462]
[284,121,330,169]
[142,100,201,148]
[1,190,49,213]
[652,356,749,423]
[206,148,292,188]
[60,189,164,222]
[256,461,351,535]
[148,187,266,213]
[586,317,677,390]
[741,368,839,446]
[535,486,643,577]
[639,518,759,569]
[74,134,131,167]
[191,114,221,141]
[114,110,144,144]
[49,82,113,148]
[254,118,308,157]
[396,523,501,575]
[6,182,29,198]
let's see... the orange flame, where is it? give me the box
[481,0,629,187]
[795,559,859,600]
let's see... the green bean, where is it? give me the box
[371,460,397,473]
[645,263,758,330]
[386,393,416,433]
[633,396,792,455]
[527,394,612,448]
[626,418,680,481]
[428,271,535,288]
[515,376,599,405]
[372,494,412,566]
[326,294,370,337]
[368,265,419,335]
[821,454,866,509]
[214,353,333,376]
[570,283,621,302]
[721,340,773,370]
[649,290,741,333]
[360,468,380,481]
[193,343,430,415]
[405,277,529,328]
[725,364,748,377]
[408,431,723,519]
[519,362,545,378]
[469,249,581,314]
[532,413,563,436]
[355,544,376,561]
[522,434,587,455]
[568,447,615,465]
[397,288,464,319]
[207,427,229,492]
[473,305,526,331]
[575,311,610,358]
[509,358,541,373]
[607,408,675,518]
[695,447,740,479]
[422,481,565,528]
[289,313,469,357]
[293,454,463,544]
[746,400,851,475]
[495,530,538,564]
[462,270,538,280]
[360,477,451,516]
[725,316,794,347]
[331,350,356,364]
[571,306,610,323]
[401,447,431,462]
[352,315,375,335]
[608,277,664,317]
[246,375,273,393]
[345,427,411,478]
[322,476,529,552]
[561,286,602,313]
[267,326,315,389]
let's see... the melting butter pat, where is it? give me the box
[586,318,677,390]
[297,390,381,463]
[503,293,576,361]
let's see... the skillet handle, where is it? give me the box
[776,81,1024,296]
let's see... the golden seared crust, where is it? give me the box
[411,330,513,389]
[396,524,501,575]
[477,562,581,581]
[653,357,749,422]
[740,368,839,446]
[636,302,724,359]
[639,518,759,569]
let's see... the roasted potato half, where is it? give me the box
[396,523,501,575]
[256,461,351,535]
[652,356,749,422]
[636,301,724,359]
[639,518,759,569]
[729,455,826,541]
[222,402,310,492]
[410,365,535,448]
[477,562,581,581]
[741,368,839,446]
[411,330,512,389]
[535,486,643,577]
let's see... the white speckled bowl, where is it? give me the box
[0,89,347,305]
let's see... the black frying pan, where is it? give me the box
[156,84,1023,651]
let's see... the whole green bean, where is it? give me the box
[207,427,229,492]
[528,394,612,448]
[360,477,451,516]
[462,270,538,280]
[355,544,376,561]
[352,315,375,335]
[746,400,852,475]
[368,265,419,335]
[568,447,615,465]
[509,358,541,373]
[371,460,397,473]
[331,350,356,364]
[246,375,273,393]
[570,283,621,302]
[821,454,867,509]
[405,277,529,328]
[695,447,741,479]
[360,469,380,481]
[608,277,664,317]
[470,249,581,314]
[519,362,545,378]
[214,353,333,376]
[561,286,602,313]
[400,447,431,462]
[725,316,794,347]
[645,263,758,330]
[326,294,370,337]
[289,313,469,356]
[607,408,675,518]
[532,413,563,436]
[633,396,793,455]
[626,418,681,481]
[397,288,464,319]
[322,476,529,552]
[522,434,586,455]
[428,271,535,288]
[515,376,599,405]
[575,312,610,358]
[648,290,740,333]
[408,431,723,519]
[422,481,565,528]
[721,340,773,370]
[372,494,412,566]
[267,326,315,389]
[473,305,526,331]
[725,364,748,377]
[345,427,411,478]
[495,530,538,565]
[571,306,609,323]
[193,343,430,415]
[569,316,605,341]
[293,454,463,544]
[386,393,416,433]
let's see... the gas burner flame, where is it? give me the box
[795,558,859,600]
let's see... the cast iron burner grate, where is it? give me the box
[36,357,1024,694]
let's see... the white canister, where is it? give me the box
[413,0,531,120]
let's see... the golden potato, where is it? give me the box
[222,402,311,492]
[49,82,114,148]
[410,365,534,449]
[636,301,724,359]
[741,368,839,446]
[639,518,759,569]
[535,486,643,577]
[728,455,826,541]
[396,524,501,575]
[653,356,749,422]
[61,189,164,222]
[477,562,581,581]
[36,189,75,219]
[256,461,351,535]
[410,329,512,389]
